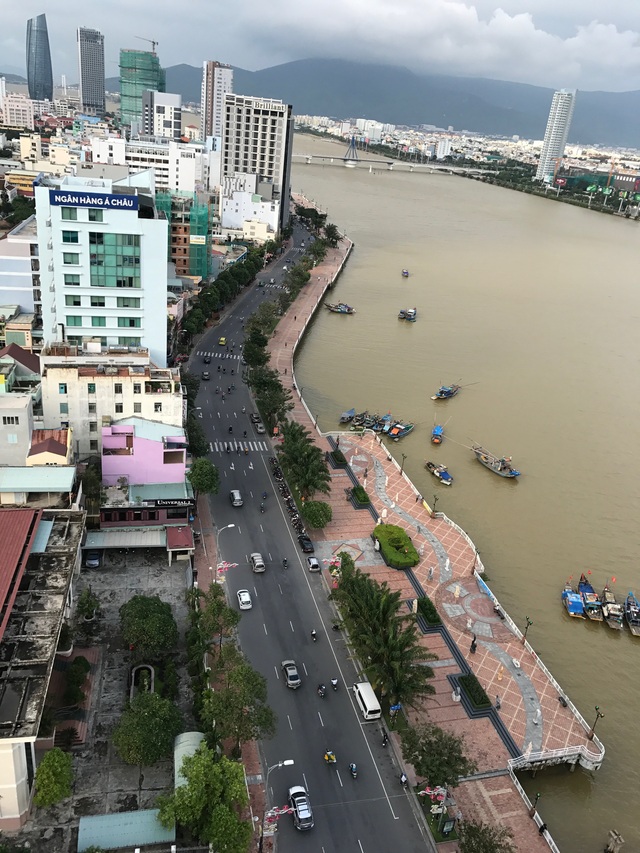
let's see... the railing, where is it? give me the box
[507,764,562,853]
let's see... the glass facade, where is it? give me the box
[119,49,165,127]
[77,27,105,114]
[89,233,141,288]
[26,14,53,101]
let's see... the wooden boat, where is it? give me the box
[401,269,410,277]
[601,585,624,630]
[325,302,355,314]
[371,413,392,432]
[578,573,604,621]
[398,308,417,322]
[471,445,520,478]
[431,424,444,445]
[562,583,585,618]
[339,408,356,423]
[624,592,640,636]
[431,384,461,400]
[425,461,453,485]
[387,422,414,441]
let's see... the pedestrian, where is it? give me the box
[284,368,287,375]
[285,342,287,347]
[470,635,477,654]
[495,695,501,710]
[294,315,297,321]
[428,567,434,581]
[538,824,547,836]
[415,493,422,503]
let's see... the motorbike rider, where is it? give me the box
[324,749,336,764]
[317,684,326,697]
[330,678,338,690]
[311,629,317,642]
[282,558,288,568]
[349,763,357,776]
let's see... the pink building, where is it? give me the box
[102,417,187,486]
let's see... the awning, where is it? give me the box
[84,527,167,550]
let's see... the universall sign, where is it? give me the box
[49,189,139,211]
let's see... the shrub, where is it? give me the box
[329,448,347,467]
[161,659,179,701]
[458,673,491,709]
[373,524,419,569]
[58,622,73,651]
[417,596,441,625]
[301,500,332,528]
[351,485,370,504]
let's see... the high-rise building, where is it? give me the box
[119,49,165,127]
[222,94,294,232]
[535,89,577,183]
[200,61,233,140]
[142,91,182,140]
[26,14,53,101]
[35,172,169,367]
[77,27,105,114]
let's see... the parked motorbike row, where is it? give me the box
[269,457,306,536]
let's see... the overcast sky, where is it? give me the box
[3,0,640,91]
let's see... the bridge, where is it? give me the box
[291,151,497,177]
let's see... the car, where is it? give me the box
[269,277,276,284]
[250,413,261,424]
[201,371,210,380]
[298,534,315,554]
[288,785,314,830]
[307,557,321,572]
[218,336,227,346]
[281,660,301,689]
[229,489,243,507]
[203,355,211,364]
[84,550,102,568]
[258,280,265,287]
[237,589,252,610]
[255,422,266,435]
[250,552,265,573]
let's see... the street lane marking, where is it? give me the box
[274,665,279,680]
[358,841,365,853]
[263,623,268,635]
[289,621,294,632]
[287,715,292,731]
[336,769,343,788]
[278,584,283,595]
[317,711,324,727]
[302,662,308,676]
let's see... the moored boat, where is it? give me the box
[562,583,585,618]
[624,592,640,636]
[401,269,410,277]
[578,573,604,621]
[339,408,356,423]
[398,308,417,322]
[387,422,414,441]
[601,585,624,630]
[325,302,356,314]
[471,445,521,478]
[371,413,392,432]
[431,384,461,400]
[425,461,453,485]
[431,424,444,445]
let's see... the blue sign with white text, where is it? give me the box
[49,189,139,211]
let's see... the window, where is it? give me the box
[147,511,157,521]
[61,207,78,220]
[133,383,141,394]
[66,315,82,326]
[133,402,142,414]
[88,403,96,414]
[118,317,141,328]
[58,383,67,394]
[64,273,80,286]
[65,295,81,307]
[115,403,123,414]
[154,402,162,413]
[88,209,103,222]
[89,232,104,245]
[63,253,79,265]
[91,316,106,327]
[118,337,141,347]
[90,296,105,307]
[89,422,97,432]
[60,403,69,414]
[87,383,96,394]
[114,383,122,395]
[7,434,17,444]
[117,297,140,308]
[89,440,98,451]
[62,231,79,244]
[2,416,19,425]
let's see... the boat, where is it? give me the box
[371,413,393,432]
[398,308,417,322]
[431,384,461,400]
[325,302,356,314]
[624,592,640,636]
[562,583,585,618]
[339,408,356,423]
[387,422,414,441]
[600,585,624,630]
[431,424,444,445]
[577,573,604,621]
[425,461,453,485]
[401,269,410,277]
[471,445,521,478]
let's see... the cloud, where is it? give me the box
[2,0,640,91]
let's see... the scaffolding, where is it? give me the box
[189,199,210,278]
[119,49,165,126]
[155,192,172,258]
[155,192,210,278]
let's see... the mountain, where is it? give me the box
[106,59,640,148]
[0,72,27,84]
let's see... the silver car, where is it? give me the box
[288,785,314,830]
[281,659,301,689]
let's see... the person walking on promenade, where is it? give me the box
[470,634,477,654]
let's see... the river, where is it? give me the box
[291,135,640,852]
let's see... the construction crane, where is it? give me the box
[135,36,158,54]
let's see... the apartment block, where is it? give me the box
[201,61,233,140]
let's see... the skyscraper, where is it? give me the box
[535,89,577,183]
[119,49,165,127]
[142,90,182,140]
[26,14,53,101]
[77,27,105,114]
[201,61,233,140]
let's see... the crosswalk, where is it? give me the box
[196,351,241,360]
[210,440,269,453]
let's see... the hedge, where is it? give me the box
[458,672,491,709]
[329,449,347,467]
[373,524,419,569]
[352,485,370,504]
[417,596,441,625]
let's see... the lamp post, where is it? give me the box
[528,791,541,818]
[522,615,533,645]
[432,494,439,516]
[588,705,605,740]
[400,453,407,476]
[214,523,236,584]
[259,759,294,852]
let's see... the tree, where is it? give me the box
[119,595,178,661]
[457,819,516,853]
[324,223,341,247]
[158,744,251,850]
[198,583,240,654]
[180,371,201,411]
[401,723,477,788]
[186,414,210,458]
[301,500,332,528]
[277,421,331,500]
[81,464,101,499]
[33,748,73,807]
[187,457,220,498]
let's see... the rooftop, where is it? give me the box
[112,417,185,443]
[84,527,167,549]
[128,481,194,502]
[0,467,76,494]
[6,215,38,240]
[0,343,41,374]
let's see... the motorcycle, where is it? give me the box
[260,503,265,513]
[400,773,408,788]
[330,678,338,691]
[282,558,288,569]
[324,750,336,765]
[317,684,326,699]
[349,763,358,779]
[311,630,317,642]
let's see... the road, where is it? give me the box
[192,228,432,853]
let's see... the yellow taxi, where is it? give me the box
[218,336,227,346]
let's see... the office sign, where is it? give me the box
[155,498,194,507]
[189,235,206,245]
[49,189,139,210]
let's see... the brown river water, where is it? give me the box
[292,135,640,852]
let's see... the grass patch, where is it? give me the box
[458,672,491,709]
[423,806,459,842]
[416,596,442,625]
[373,523,419,569]
[351,485,370,504]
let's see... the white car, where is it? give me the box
[307,557,321,572]
[237,589,252,610]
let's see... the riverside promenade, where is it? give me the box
[265,204,605,852]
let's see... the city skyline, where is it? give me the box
[2,1,640,92]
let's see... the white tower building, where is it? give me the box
[535,89,577,183]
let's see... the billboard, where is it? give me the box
[189,235,206,245]
[49,189,139,210]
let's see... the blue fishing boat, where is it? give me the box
[624,592,640,636]
[431,384,461,400]
[339,408,356,423]
[472,445,521,478]
[325,302,356,314]
[425,461,453,485]
[401,269,410,277]
[431,424,444,445]
[398,307,417,322]
[601,585,624,630]
[372,413,393,432]
[562,583,585,618]
[387,422,414,441]
[578,573,603,621]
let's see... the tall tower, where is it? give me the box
[535,89,577,183]
[26,14,53,101]
[77,27,105,114]
[119,49,165,127]
[200,61,233,140]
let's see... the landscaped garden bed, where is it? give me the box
[372,524,420,569]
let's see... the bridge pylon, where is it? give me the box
[343,136,359,168]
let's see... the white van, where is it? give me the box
[229,489,243,507]
[352,681,381,721]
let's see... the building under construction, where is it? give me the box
[119,49,165,127]
[155,192,211,278]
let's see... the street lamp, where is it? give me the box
[400,453,407,476]
[214,523,236,584]
[260,759,294,852]
[522,615,533,645]
[588,705,605,740]
[528,791,541,818]
[432,494,439,515]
